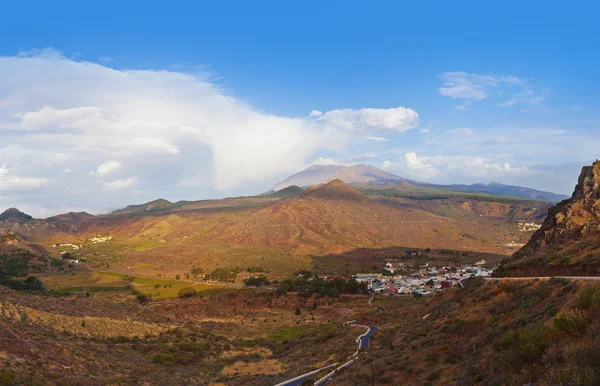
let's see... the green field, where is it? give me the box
[42,271,228,299]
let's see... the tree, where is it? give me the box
[175,274,181,280]
[295,306,301,316]
[313,301,317,310]
[244,276,270,287]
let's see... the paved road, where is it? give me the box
[274,362,339,386]
[486,276,600,281]
[349,321,378,349]
[275,321,378,386]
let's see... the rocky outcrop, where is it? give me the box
[518,161,600,254]
[496,160,600,276]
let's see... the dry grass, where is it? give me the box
[42,272,130,290]
[0,301,170,338]
[220,359,286,376]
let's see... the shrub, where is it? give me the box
[136,293,151,303]
[177,287,196,298]
[427,369,442,381]
[553,311,588,334]
[152,353,175,365]
[576,286,600,311]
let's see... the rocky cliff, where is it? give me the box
[496,160,600,276]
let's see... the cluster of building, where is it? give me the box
[54,243,82,250]
[518,222,542,233]
[353,262,494,296]
[89,235,113,244]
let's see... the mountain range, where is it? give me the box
[270,164,569,202]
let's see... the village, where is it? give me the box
[352,260,494,296]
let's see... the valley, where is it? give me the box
[3,162,599,385]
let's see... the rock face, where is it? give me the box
[521,161,600,253]
[497,160,600,276]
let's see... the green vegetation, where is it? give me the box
[244,276,270,287]
[177,287,197,298]
[205,266,245,281]
[269,326,311,342]
[277,270,368,298]
[0,233,17,243]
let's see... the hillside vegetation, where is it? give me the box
[339,278,600,385]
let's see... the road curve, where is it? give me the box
[274,321,378,386]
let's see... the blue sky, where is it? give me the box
[0,1,599,215]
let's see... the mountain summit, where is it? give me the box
[0,208,33,222]
[272,164,403,191]
[302,179,369,201]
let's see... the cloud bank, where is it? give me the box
[0,50,419,216]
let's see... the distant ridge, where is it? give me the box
[112,199,173,215]
[412,181,570,202]
[46,211,97,224]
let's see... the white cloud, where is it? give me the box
[0,164,48,192]
[19,106,105,131]
[102,176,138,191]
[438,71,544,110]
[366,136,390,141]
[96,161,122,177]
[315,106,419,133]
[311,157,346,166]
[420,128,431,134]
[498,88,547,107]
[382,153,528,182]
[444,128,474,136]
[0,50,423,215]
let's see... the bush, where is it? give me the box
[576,286,600,311]
[177,287,197,298]
[152,353,175,365]
[136,293,151,303]
[553,311,588,334]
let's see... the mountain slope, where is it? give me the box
[269,185,304,198]
[208,180,519,257]
[496,160,600,276]
[412,181,569,202]
[272,164,404,191]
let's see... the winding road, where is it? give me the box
[274,322,378,386]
